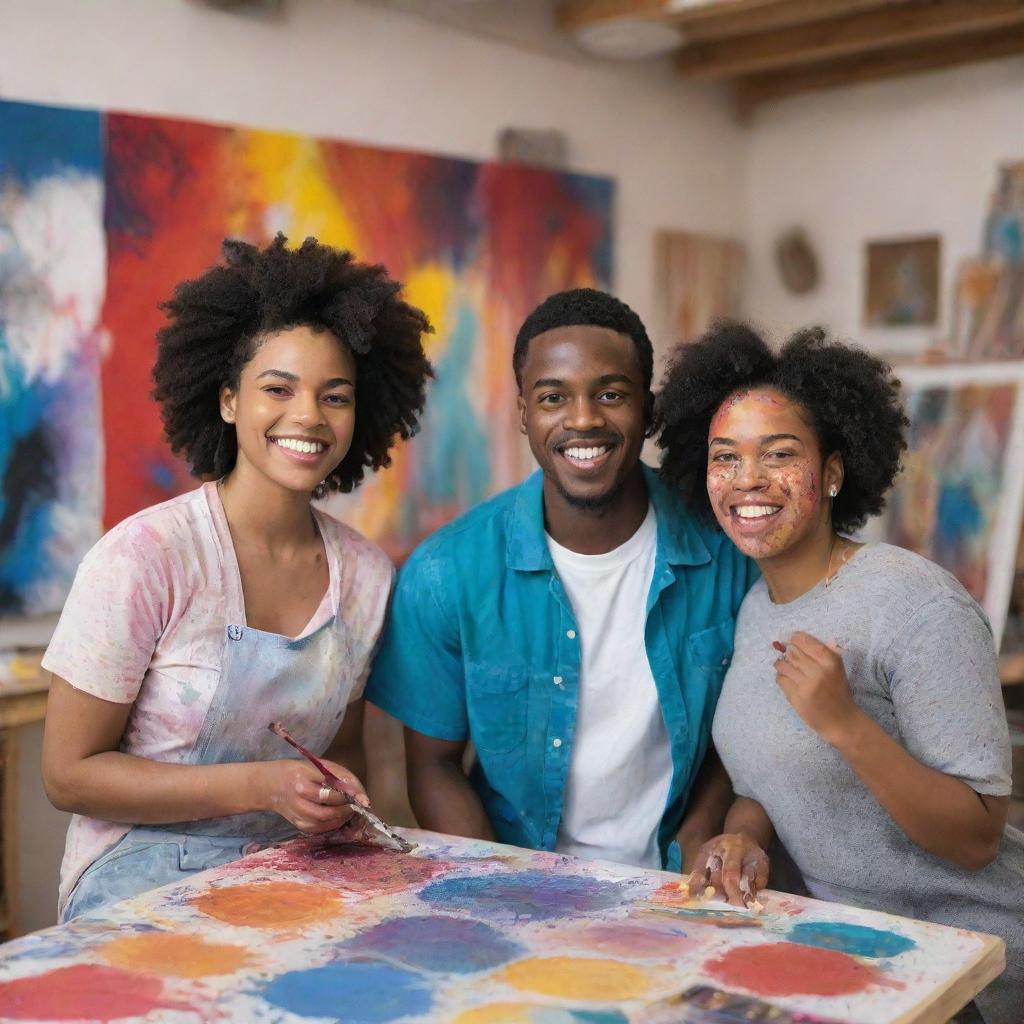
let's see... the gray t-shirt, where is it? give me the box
[714,543,1023,1024]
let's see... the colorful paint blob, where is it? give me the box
[499,957,650,1001]
[99,931,253,977]
[418,871,626,923]
[0,964,179,1021]
[261,958,432,1023]
[257,841,451,895]
[344,914,523,973]
[544,922,695,959]
[454,1006,628,1024]
[787,921,917,959]
[706,942,883,997]
[191,880,343,927]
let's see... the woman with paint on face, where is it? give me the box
[656,324,1024,1024]
[41,235,432,921]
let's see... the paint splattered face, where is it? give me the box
[220,325,356,495]
[517,326,648,511]
[707,388,839,560]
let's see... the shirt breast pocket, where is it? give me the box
[687,617,737,697]
[465,666,529,755]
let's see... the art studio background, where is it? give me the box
[1,0,1023,938]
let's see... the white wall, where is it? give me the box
[743,58,1024,356]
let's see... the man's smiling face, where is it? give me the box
[517,324,649,512]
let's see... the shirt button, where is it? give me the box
[552,738,563,748]
[553,675,563,686]
[566,630,576,640]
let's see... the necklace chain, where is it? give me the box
[824,535,852,588]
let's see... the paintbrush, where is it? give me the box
[267,721,415,853]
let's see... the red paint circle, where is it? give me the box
[0,964,176,1021]
[706,942,880,997]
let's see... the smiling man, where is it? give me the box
[366,289,756,871]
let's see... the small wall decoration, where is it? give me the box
[653,230,744,350]
[774,227,819,295]
[864,236,940,327]
[867,361,1024,649]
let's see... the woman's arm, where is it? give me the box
[777,632,1007,870]
[42,675,365,834]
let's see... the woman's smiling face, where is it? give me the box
[706,387,840,560]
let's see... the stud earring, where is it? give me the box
[829,485,838,498]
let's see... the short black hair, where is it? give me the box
[152,234,433,494]
[513,287,653,392]
[655,322,907,534]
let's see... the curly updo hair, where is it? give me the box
[513,287,654,392]
[655,322,908,534]
[152,234,433,494]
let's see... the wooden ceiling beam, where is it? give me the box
[556,0,671,33]
[735,21,1024,115]
[676,0,1024,79]
[668,0,891,42]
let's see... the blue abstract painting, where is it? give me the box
[0,101,106,614]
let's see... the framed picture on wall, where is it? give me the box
[865,360,1024,649]
[864,236,941,327]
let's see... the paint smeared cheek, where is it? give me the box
[706,462,738,527]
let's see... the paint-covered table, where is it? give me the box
[0,830,1004,1023]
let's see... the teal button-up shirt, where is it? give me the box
[367,465,757,870]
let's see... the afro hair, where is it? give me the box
[513,287,654,392]
[152,234,433,494]
[655,322,908,534]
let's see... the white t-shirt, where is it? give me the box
[548,506,673,868]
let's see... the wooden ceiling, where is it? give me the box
[558,0,1024,115]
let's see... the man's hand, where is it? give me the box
[687,832,769,908]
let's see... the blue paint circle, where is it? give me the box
[786,921,917,959]
[418,871,625,922]
[260,958,432,1023]
[345,914,523,973]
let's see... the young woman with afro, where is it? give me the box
[41,235,432,921]
[657,324,1023,1024]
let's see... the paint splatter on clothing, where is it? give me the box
[43,482,393,915]
[713,543,1024,1024]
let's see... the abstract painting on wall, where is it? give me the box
[102,112,614,558]
[864,236,940,328]
[868,361,1024,648]
[0,101,106,615]
[0,96,612,622]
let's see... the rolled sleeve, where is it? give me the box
[42,526,166,703]
[365,550,468,741]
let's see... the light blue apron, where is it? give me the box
[62,609,351,921]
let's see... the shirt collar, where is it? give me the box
[506,464,710,571]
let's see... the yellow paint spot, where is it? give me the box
[403,261,455,355]
[226,130,360,252]
[99,932,253,978]
[452,1005,536,1024]
[499,956,650,1001]
[191,880,344,928]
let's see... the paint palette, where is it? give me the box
[0,830,1003,1023]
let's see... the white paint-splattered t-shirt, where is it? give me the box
[43,482,394,915]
